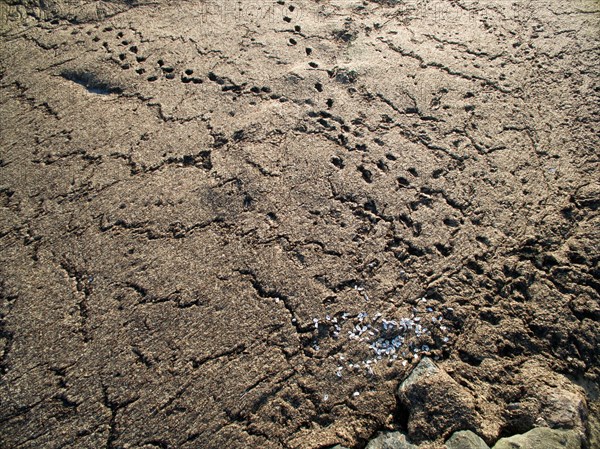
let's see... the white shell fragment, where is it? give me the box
[325,297,454,378]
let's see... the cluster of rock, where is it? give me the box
[332,357,590,449]
[334,427,581,449]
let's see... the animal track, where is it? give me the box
[61,14,339,136]
[331,156,345,169]
[181,69,203,84]
[358,165,374,183]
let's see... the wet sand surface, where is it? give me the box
[0,1,599,448]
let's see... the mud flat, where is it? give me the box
[0,1,598,448]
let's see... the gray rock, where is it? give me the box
[492,427,581,449]
[446,430,490,449]
[589,399,600,449]
[507,361,589,437]
[397,357,481,443]
[590,415,600,449]
[399,356,439,392]
[543,389,587,430]
[573,181,600,210]
[331,446,350,449]
[365,431,418,449]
